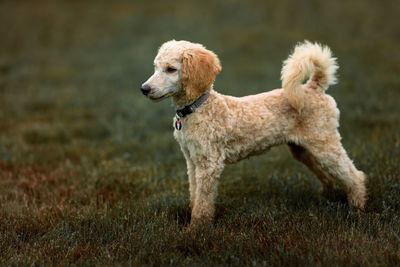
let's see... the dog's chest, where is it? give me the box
[172,115,204,146]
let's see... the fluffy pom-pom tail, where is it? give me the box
[281,41,339,112]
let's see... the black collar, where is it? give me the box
[176,92,210,118]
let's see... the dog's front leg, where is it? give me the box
[190,158,224,226]
[181,147,196,209]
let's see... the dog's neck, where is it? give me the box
[172,90,191,109]
[172,86,214,109]
[175,91,210,118]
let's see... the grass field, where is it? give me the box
[1,0,399,265]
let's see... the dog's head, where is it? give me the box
[141,40,221,103]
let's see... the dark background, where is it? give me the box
[0,0,399,265]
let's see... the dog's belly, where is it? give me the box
[224,145,271,164]
[223,135,282,164]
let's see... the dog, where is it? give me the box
[141,40,367,225]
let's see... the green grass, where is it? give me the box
[1,0,399,265]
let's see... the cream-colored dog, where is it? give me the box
[141,40,367,225]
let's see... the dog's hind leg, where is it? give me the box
[302,136,367,210]
[288,143,335,192]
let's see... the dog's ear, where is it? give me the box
[182,47,221,101]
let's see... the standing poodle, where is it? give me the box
[141,40,367,225]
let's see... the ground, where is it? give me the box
[0,0,399,265]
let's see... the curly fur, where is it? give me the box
[141,40,367,226]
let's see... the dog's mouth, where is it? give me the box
[149,96,166,102]
[149,91,174,102]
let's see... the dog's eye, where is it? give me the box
[167,67,177,73]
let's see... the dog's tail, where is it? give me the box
[281,41,338,112]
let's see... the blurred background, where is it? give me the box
[1,0,399,162]
[0,0,399,264]
[1,0,399,160]
[0,0,399,198]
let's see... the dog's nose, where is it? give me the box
[141,85,151,96]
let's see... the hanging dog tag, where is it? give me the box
[175,117,182,130]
